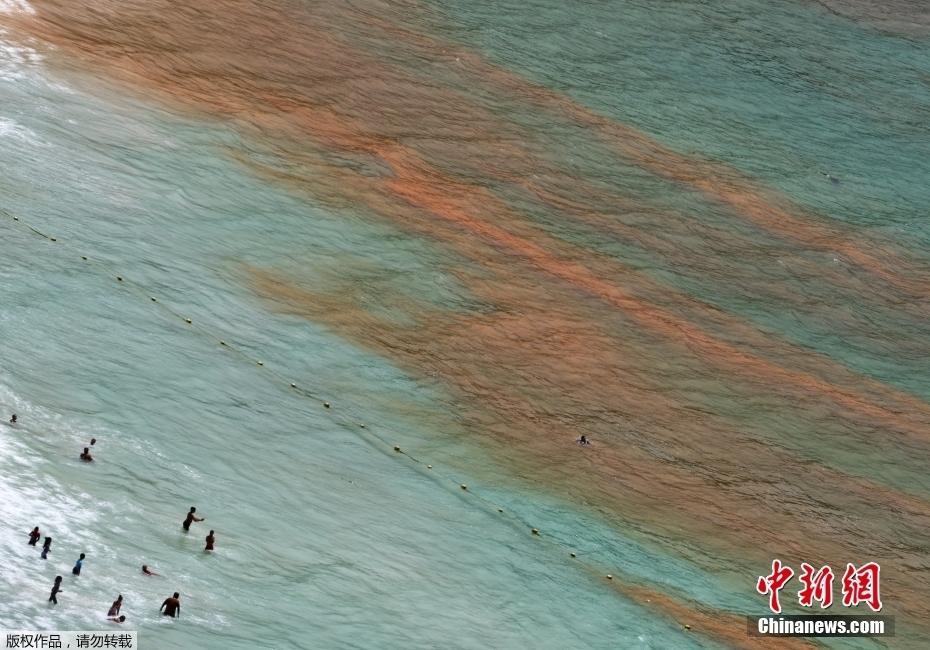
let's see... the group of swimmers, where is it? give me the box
[10,413,217,622]
[29,522,123,618]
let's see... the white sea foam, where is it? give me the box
[0,115,42,145]
[0,0,35,15]
[0,28,42,82]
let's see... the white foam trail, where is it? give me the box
[0,0,35,15]
[0,27,42,82]
[0,115,42,144]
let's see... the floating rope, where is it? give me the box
[2,208,696,630]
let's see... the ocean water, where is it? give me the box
[1,0,928,648]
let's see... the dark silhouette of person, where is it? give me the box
[142,564,159,576]
[182,507,204,532]
[80,447,93,462]
[205,530,215,552]
[109,615,126,623]
[160,592,181,618]
[28,526,41,546]
[41,536,52,559]
[48,576,63,604]
[9,414,16,424]
[108,595,123,617]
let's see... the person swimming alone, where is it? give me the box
[182,507,204,532]
[576,435,591,446]
[80,447,93,462]
[205,530,215,552]
[48,576,63,604]
[9,414,16,424]
[160,592,181,618]
[141,564,159,576]
[72,553,86,576]
[28,526,41,546]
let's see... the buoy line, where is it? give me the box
[2,208,697,631]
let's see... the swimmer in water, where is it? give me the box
[160,592,181,618]
[90,438,96,446]
[9,414,16,424]
[48,576,63,604]
[28,526,41,546]
[577,435,591,446]
[182,507,204,532]
[41,536,52,559]
[109,615,126,623]
[108,595,123,617]
[72,553,85,576]
[141,564,159,576]
[205,530,215,552]
[80,447,93,462]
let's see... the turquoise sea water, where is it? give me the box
[0,31,715,650]
[427,0,930,392]
[2,0,928,647]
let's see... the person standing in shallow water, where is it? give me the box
[72,553,86,576]
[80,447,93,462]
[9,414,16,424]
[40,536,52,559]
[182,507,204,532]
[48,576,62,604]
[28,526,41,546]
[204,530,215,552]
[160,592,181,618]
[108,595,123,617]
